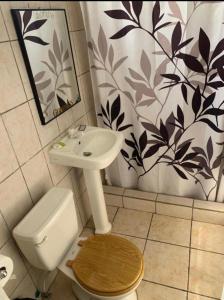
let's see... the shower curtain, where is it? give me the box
[81,1,224,201]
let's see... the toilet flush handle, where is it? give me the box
[35,236,48,247]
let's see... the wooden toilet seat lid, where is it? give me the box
[67,234,144,296]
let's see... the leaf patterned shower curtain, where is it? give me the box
[81,1,224,202]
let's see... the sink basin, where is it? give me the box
[49,126,123,170]
[49,125,124,234]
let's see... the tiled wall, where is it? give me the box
[0,1,96,298]
[103,185,224,225]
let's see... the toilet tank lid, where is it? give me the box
[13,187,73,242]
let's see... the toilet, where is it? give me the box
[13,187,143,300]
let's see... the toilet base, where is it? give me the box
[72,283,138,300]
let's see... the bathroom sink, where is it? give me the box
[49,126,123,170]
[49,125,123,234]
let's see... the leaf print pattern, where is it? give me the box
[37,30,73,114]
[17,10,49,45]
[87,1,224,201]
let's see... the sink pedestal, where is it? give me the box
[84,169,112,234]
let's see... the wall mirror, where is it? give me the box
[11,9,81,125]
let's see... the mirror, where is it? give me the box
[11,9,81,125]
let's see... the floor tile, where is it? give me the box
[193,208,224,225]
[157,194,193,206]
[105,193,123,207]
[189,249,224,299]
[156,202,192,219]
[114,233,146,253]
[123,196,155,213]
[188,293,216,300]
[124,189,157,200]
[50,271,77,300]
[137,281,187,300]
[103,185,124,196]
[112,208,152,238]
[191,221,224,254]
[194,199,224,212]
[86,205,118,228]
[148,214,191,246]
[144,241,189,290]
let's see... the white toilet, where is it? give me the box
[13,187,143,300]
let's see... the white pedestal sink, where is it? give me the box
[49,126,123,234]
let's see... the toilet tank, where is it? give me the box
[13,187,79,271]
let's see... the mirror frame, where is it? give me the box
[11,8,81,125]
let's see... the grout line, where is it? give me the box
[186,214,193,300]
[142,279,219,300]
[1,98,29,115]
[143,213,154,253]
[187,290,218,300]
[142,278,188,293]
[0,211,12,250]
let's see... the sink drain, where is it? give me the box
[83,151,92,157]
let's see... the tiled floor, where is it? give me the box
[50,206,224,300]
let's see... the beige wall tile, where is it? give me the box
[3,103,41,165]
[0,1,29,40]
[72,100,86,123]
[144,241,189,290]
[71,30,89,75]
[11,273,36,298]
[157,193,193,207]
[57,108,74,133]
[78,72,94,112]
[137,281,187,300]
[156,202,192,220]
[148,214,191,246]
[189,249,224,298]
[50,1,84,31]
[0,169,32,229]
[28,1,51,9]
[0,212,10,248]
[191,221,224,254]
[75,114,88,127]
[43,143,70,185]
[103,185,124,195]
[21,151,53,203]
[105,193,123,207]
[0,8,8,42]
[87,109,97,126]
[0,117,18,182]
[0,42,27,113]
[112,208,152,238]
[0,239,27,295]
[193,208,224,225]
[123,197,156,213]
[194,199,224,212]
[29,100,59,147]
[124,189,157,201]
[11,41,33,100]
